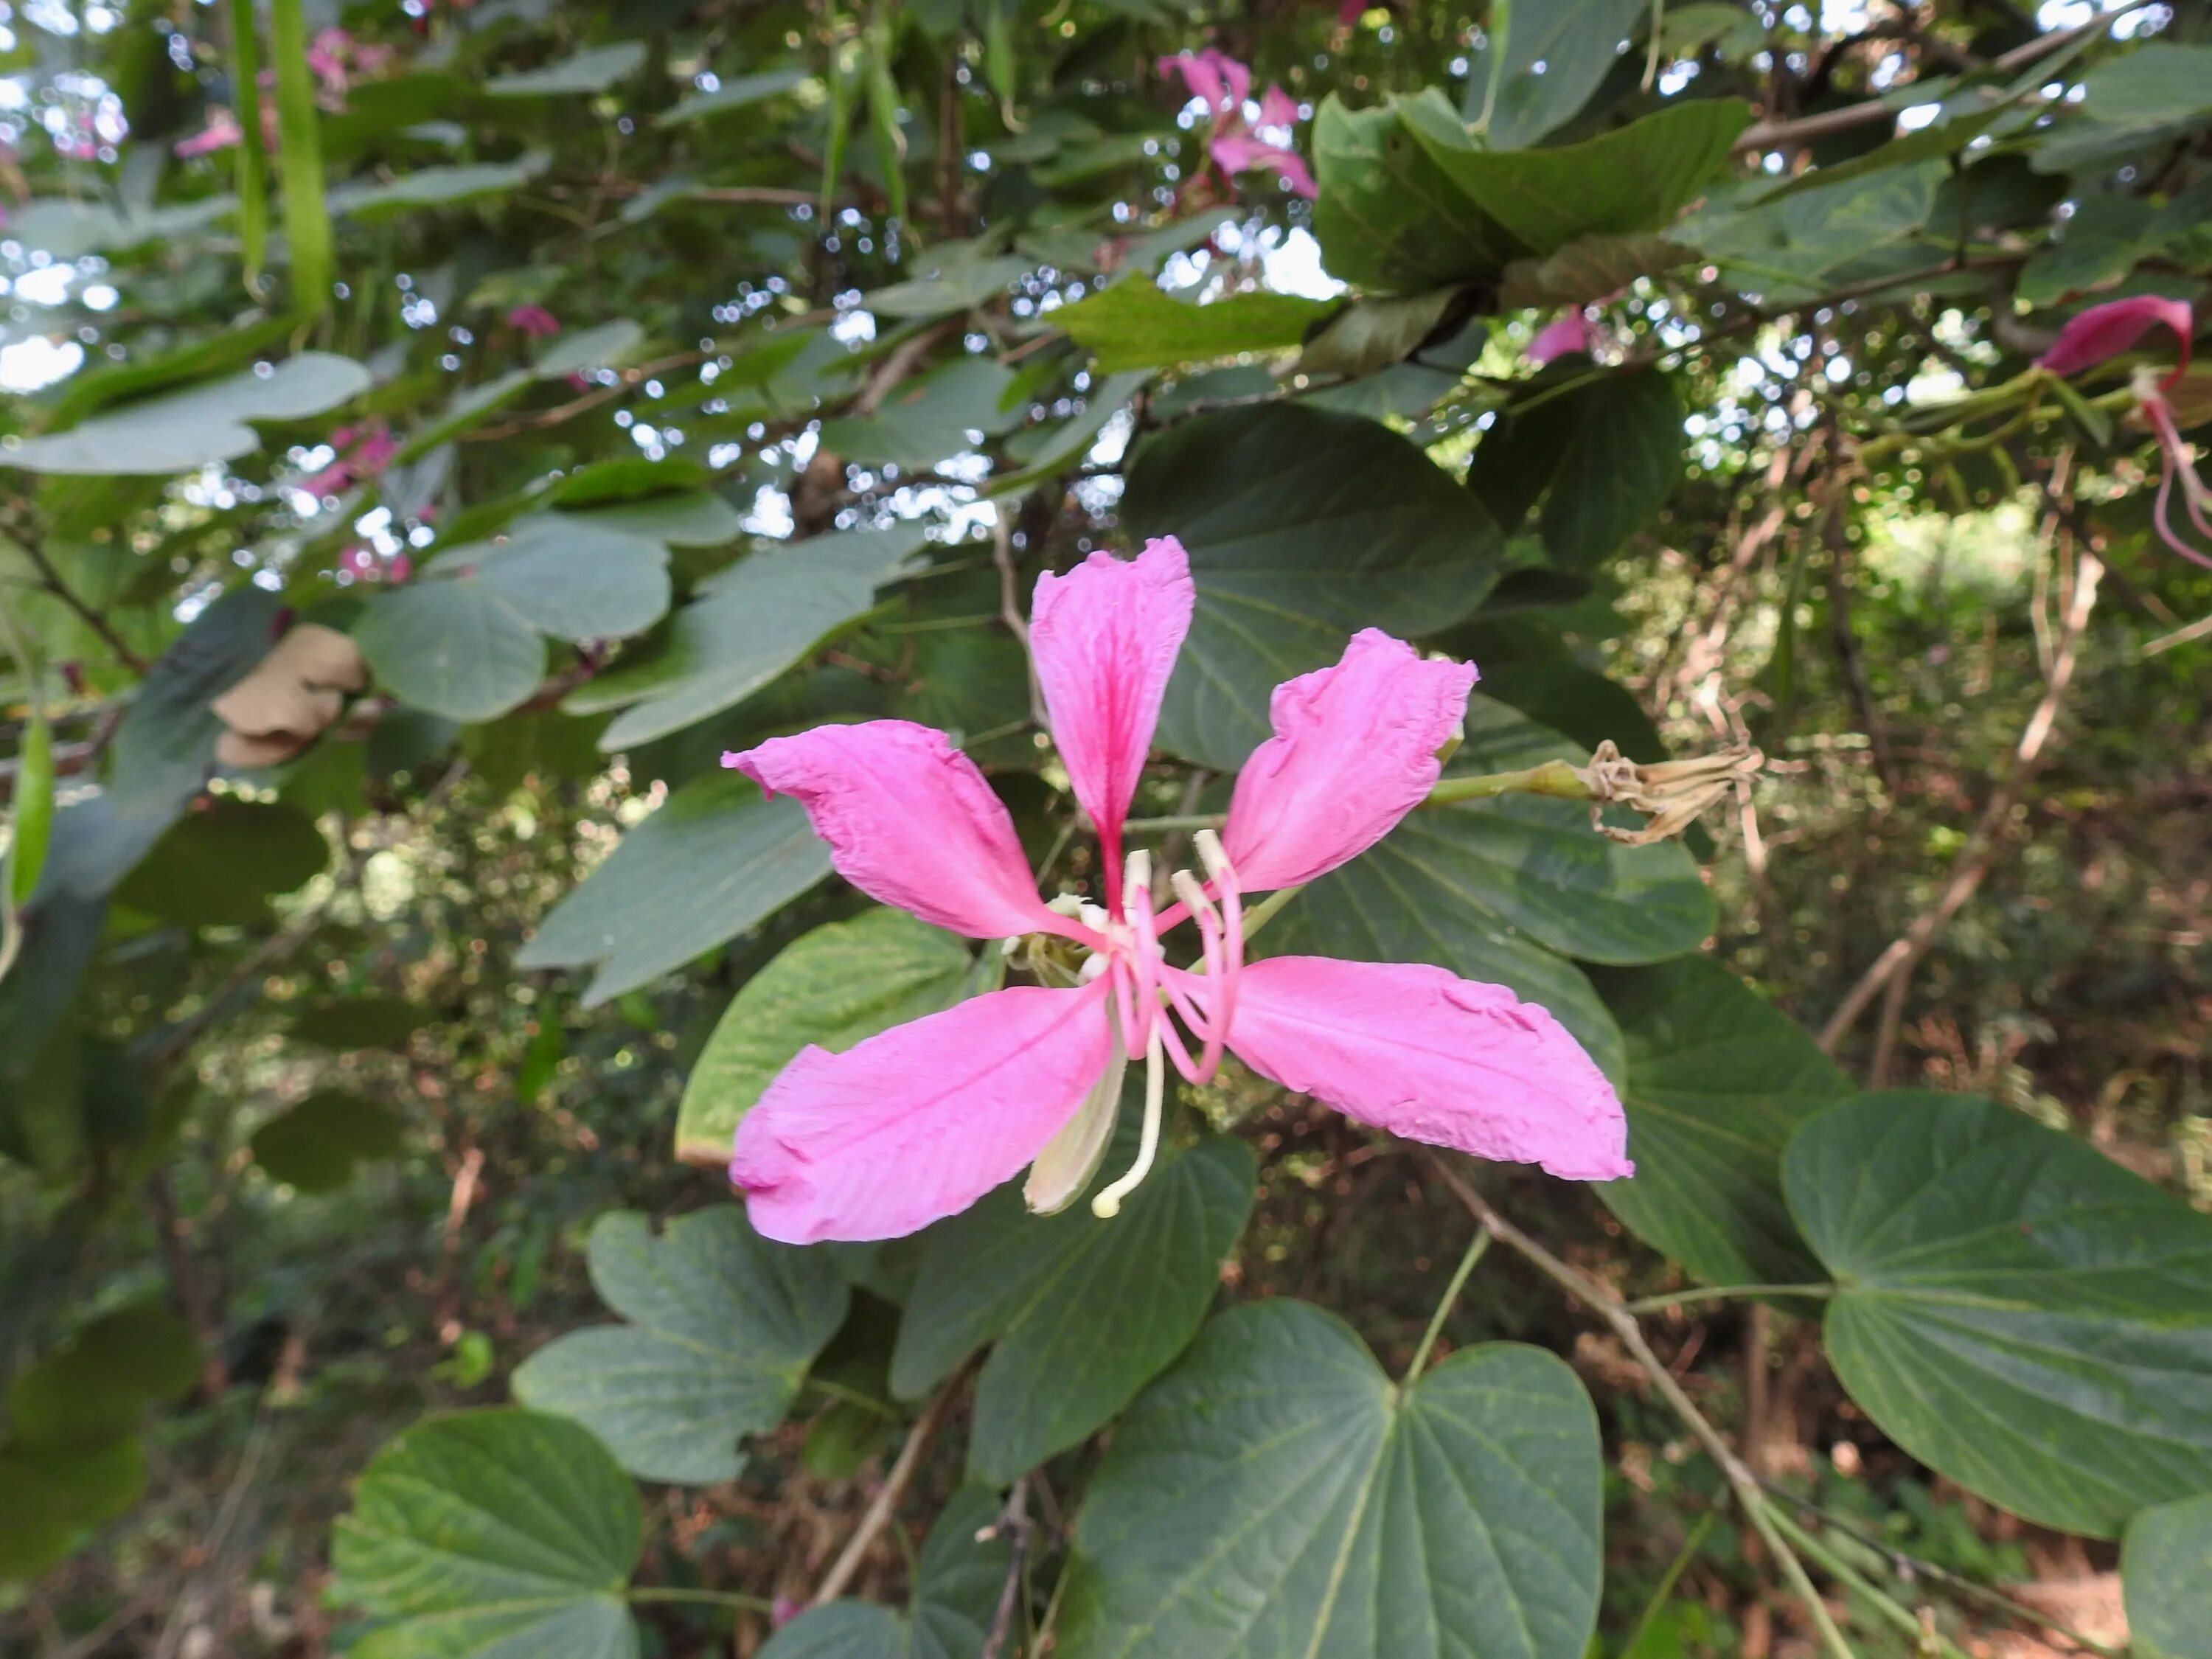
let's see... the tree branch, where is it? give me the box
[810,1367,967,1607]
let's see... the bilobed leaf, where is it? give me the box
[1784,1092,2212,1539]
[354,574,548,723]
[1593,956,1849,1288]
[1123,403,1503,770]
[251,1090,407,1192]
[511,1208,847,1484]
[1468,367,1684,567]
[891,1129,1255,1484]
[114,798,330,927]
[584,524,925,748]
[5,353,371,475]
[462,517,672,642]
[2124,1493,2212,1659]
[1463,0,1648,149]
[1402,92,1752,259]
[1052,279,1334,372]
[330,1409,642,1659]
[761,1488,1010,1659]
[676,908,975,1166]
[514,774,832,1005]
[655,67,813,127]
[1057,1301,1603,1659]
[1310,96,1520,293]
[486,42,647,97]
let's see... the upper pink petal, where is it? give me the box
[1030,538,1194,853]
[1529,310,1601,366]
[1257,86,1301,131]
[1204,956,1631,1180]
[2039,296,2194,380]
[1222,630,1476,891]
[732,981,1116,1242]
[1211,136,1318,198]
[1161,49,1248,117]
[726,720,1062,940]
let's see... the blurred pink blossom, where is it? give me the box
[175,109,245,158]
[302,422,402,498]
[1158,51,1315,201]
[507,304,562,338]
[1528,310,1602,366]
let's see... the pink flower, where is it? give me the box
[1158,51,1317,201]
[718,537,1630,1245]
[507,304,562,338]
[1529,310,1602,366]
[300,422,400,498]
[175,109,244,158]
[2039,296,2211,568]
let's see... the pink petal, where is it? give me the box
[1257,86,1301,131]
[1529,310,1601,366]
[1161,49,1249,117]
[733,982,1116,1242]
[1029,538,1194,874]
[1206,956,1632,1180]
[1222,630,1475,891]
[1209,49,1253,111]
[2039,296,2194,381]
[726,720,1065,940]
[1210,135,1318,198]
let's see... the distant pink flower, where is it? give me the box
[719,537,1629,1245]
[1530,310,1602,366]
[307,29,393,100]
[301,421,400,497]
[507,304,561,338]
[175,108,244,158]
[2040,296,2210,568]
[1159,51,1316,201]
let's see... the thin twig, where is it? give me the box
[12,536,150,673]
[1822,551,2101,1057]
[977,1476,1032,1659]
[1426,1155,1858,1659]
[810,1368,967,1607]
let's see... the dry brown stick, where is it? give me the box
[977,1475,1032,1659]
[1425,1155,1857,1659]
[1825,549,2101,1059]
[810,1370,966,1607]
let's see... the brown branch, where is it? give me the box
[1425,1155,1857,1659]
[810,1368,967,1607]
[1821,548,2102,1057]
[147,1169,231,1402]
[13,538,150,673]
[977,1476,1032,1659]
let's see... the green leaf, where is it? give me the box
[2124,1492,2212,1659]
[990,369,1153,493]
[1466,0,1649,149]
[866,256,1036,320]
[459,517,672,641]
[251,1090,407,1192]
[1498,234,1695,309]
[585,525,924,748]
[512,1208,848,1484]
[1593,956,1850,1288]
[5,352,371,475]
[8,708,52,909]
[331,1408,642,1659]
[762,1487,1010,1659]
[820,357,1025,470]
[535,319,648,380]
[269,0,333,313]
[0,196,235,260]
[1296,290,1459,379]
[892,1133,1255,1483]
[569,492,744,548]
[114,798,330,927]
[330,155,552,218]
[1784,1091,2212,1539]
[1255,698,1710,1079]
[355,575,549,724]
[655,67,813,127]
[513,774,832,1005]
[1053,279,1334,372]
[1310,96,1520,293]
[1679,165,1941,302]
[0,1439,148,1580]
[487,42,647,97]
[287,996,426,1050]
[1123,403,1503,770]
[1469,368,1684,566]
[1057,1301,1604,1659]
[7,1304,199,1453]
[676,908,974,1165]
[2078,42,2212,129]
[1402,92,1753,259]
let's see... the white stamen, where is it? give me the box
[1046,892,1086,918]
[1169,869,1217,923]
[1091,1020,1165,1219]
[1079,952,1110,983]
[1193,828,1232,885]
[1077,900,1111,932]
[1122,848,1152,922]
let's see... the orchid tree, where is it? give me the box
[1,0,2211,1655]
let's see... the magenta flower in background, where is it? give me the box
[507,304,562,338]
[1159,50,1317,201]
[2040,296,2211,568]
[1529,310,1602,366]
[175,108,245,159]
[300,421,402,498]
[719,537,1630,1245]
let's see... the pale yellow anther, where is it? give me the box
[1170,869,1216,923]
[1192,828,1232,885]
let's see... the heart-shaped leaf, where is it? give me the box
[1785,1091,2212,1539]
[512,1207,848,1484]
[1054,279,1335,372]
[5,353,370,475]
[1057,1300,1603,1659]
[331,1409,642,1659]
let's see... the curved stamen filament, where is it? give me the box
[1194,830,1245,1065]
[1093,1018,1165,1219]
[1169,869,1230,1083]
